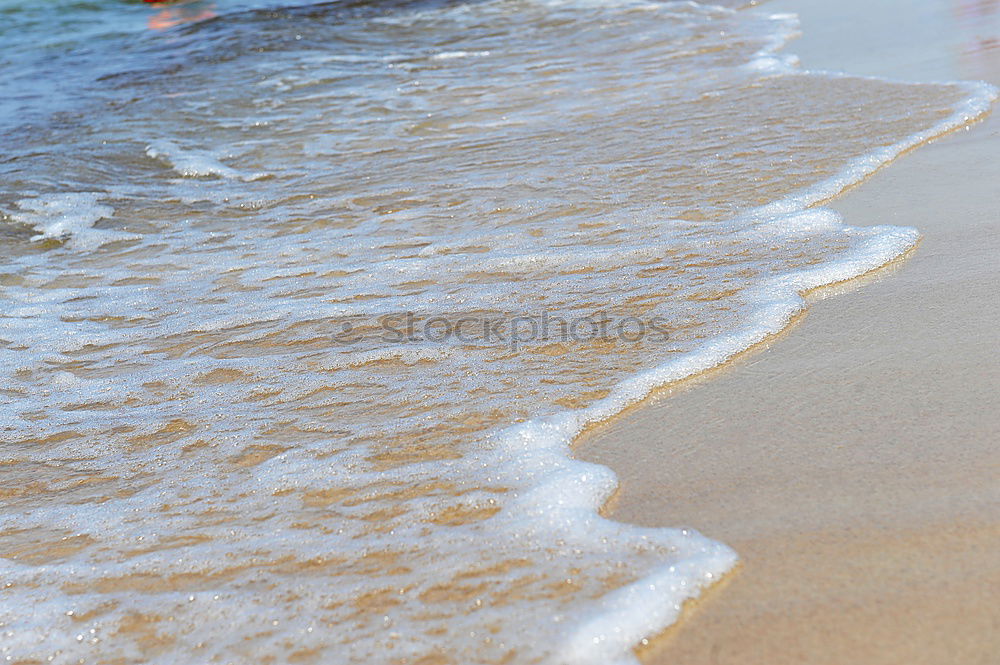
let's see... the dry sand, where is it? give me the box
[578,0,1000,662]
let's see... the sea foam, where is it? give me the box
[146,140,269,181]
[0,0,995,663]
[8,193,131,250]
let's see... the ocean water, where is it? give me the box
[0,0,994,663]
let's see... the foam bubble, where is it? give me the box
[0,0,994,663]
[431,50,492,60]
[8,193,132,250]
[146,140,269,181]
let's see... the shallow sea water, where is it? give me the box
[0,0,994,663]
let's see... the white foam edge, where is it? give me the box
[62,70,991,665]
[145,140,269,182]
[6,192,140,250]
[459,215,915,664]
[4,7,994,659]
[465,72,997,662]
[750,77,997,219]
[430,50,491,60]
[746,10,998,198]
[237,219,926,665]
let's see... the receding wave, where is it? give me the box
[0,0,994,663]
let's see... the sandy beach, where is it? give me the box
[2,0,996,662]
[579,0,1000,662]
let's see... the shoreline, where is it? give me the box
[2,0,996,661]
[578,0,1000,662]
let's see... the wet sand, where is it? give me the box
[578,0,1000,662]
